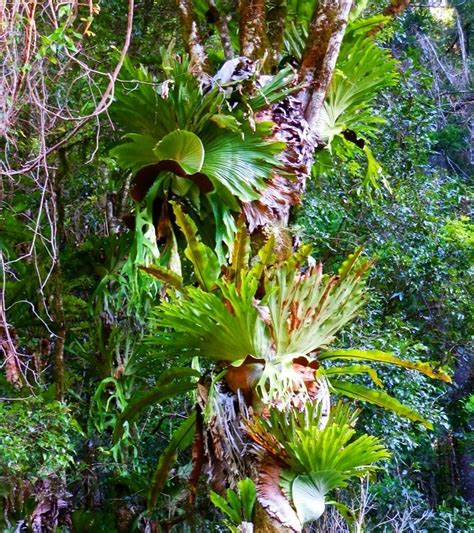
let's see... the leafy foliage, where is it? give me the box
[246,402,389,527]
[0,398,82,481]
[210,478,257,532]
[148,234,377,403]
[110,53,285,262]
[1,1,471,530]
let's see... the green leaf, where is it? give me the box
[249,235,276,280]
[139,264,183,290]
[319,28,399,146]
[230,218,250,286]
[227,488,243,517]
[248,66,300,110]
[291,473,328,525]
[153,130,205,174]
[264,249,372,357]
[210,490,242,525]
[237,478,257,522]
[147,413,196,510]
[210,114,242,133]
[330,380,433,429]
[110,133,158,173]
[200,121,284,203]
[325,364,384,388]
[319,349,452,383]
[249,401,389,481]
[171,202,220,291]
[152,277,268,363]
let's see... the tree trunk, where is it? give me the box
[301,0,353,138]
[51,150,67,401]
[239,0,269,61]
[176,0,209,75]
[177,1,355,528]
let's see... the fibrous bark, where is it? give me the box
[243,92,313,231]
[242,0,354,231]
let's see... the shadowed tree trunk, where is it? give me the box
[266,0,288,70]
[451,348,474,505]
[51,150,67,402]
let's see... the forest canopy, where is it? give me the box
[0,0,473,531]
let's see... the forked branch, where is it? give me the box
[207,0,234,59]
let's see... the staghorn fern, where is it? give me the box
[145,222,450,415]
[245,402,390,530]
[110,51,289,263]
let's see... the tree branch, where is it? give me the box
[5,0,135,177]
[176,0,209,74]
[267,0,288,70]
[239,0,269,60]
[300,0,353,138]
[383,0,411,18]
[207,0,234,59]
[368,0,412,35]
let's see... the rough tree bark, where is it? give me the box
[176,0,209,74]
[266,0,288,71]
[300,0,353,138]
[244,0,353,230]
[239,0,269,61]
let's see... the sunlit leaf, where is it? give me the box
[153,130,205,175]
[171,202,220,291]
[320,349,452,383]
[330,380,433,428]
